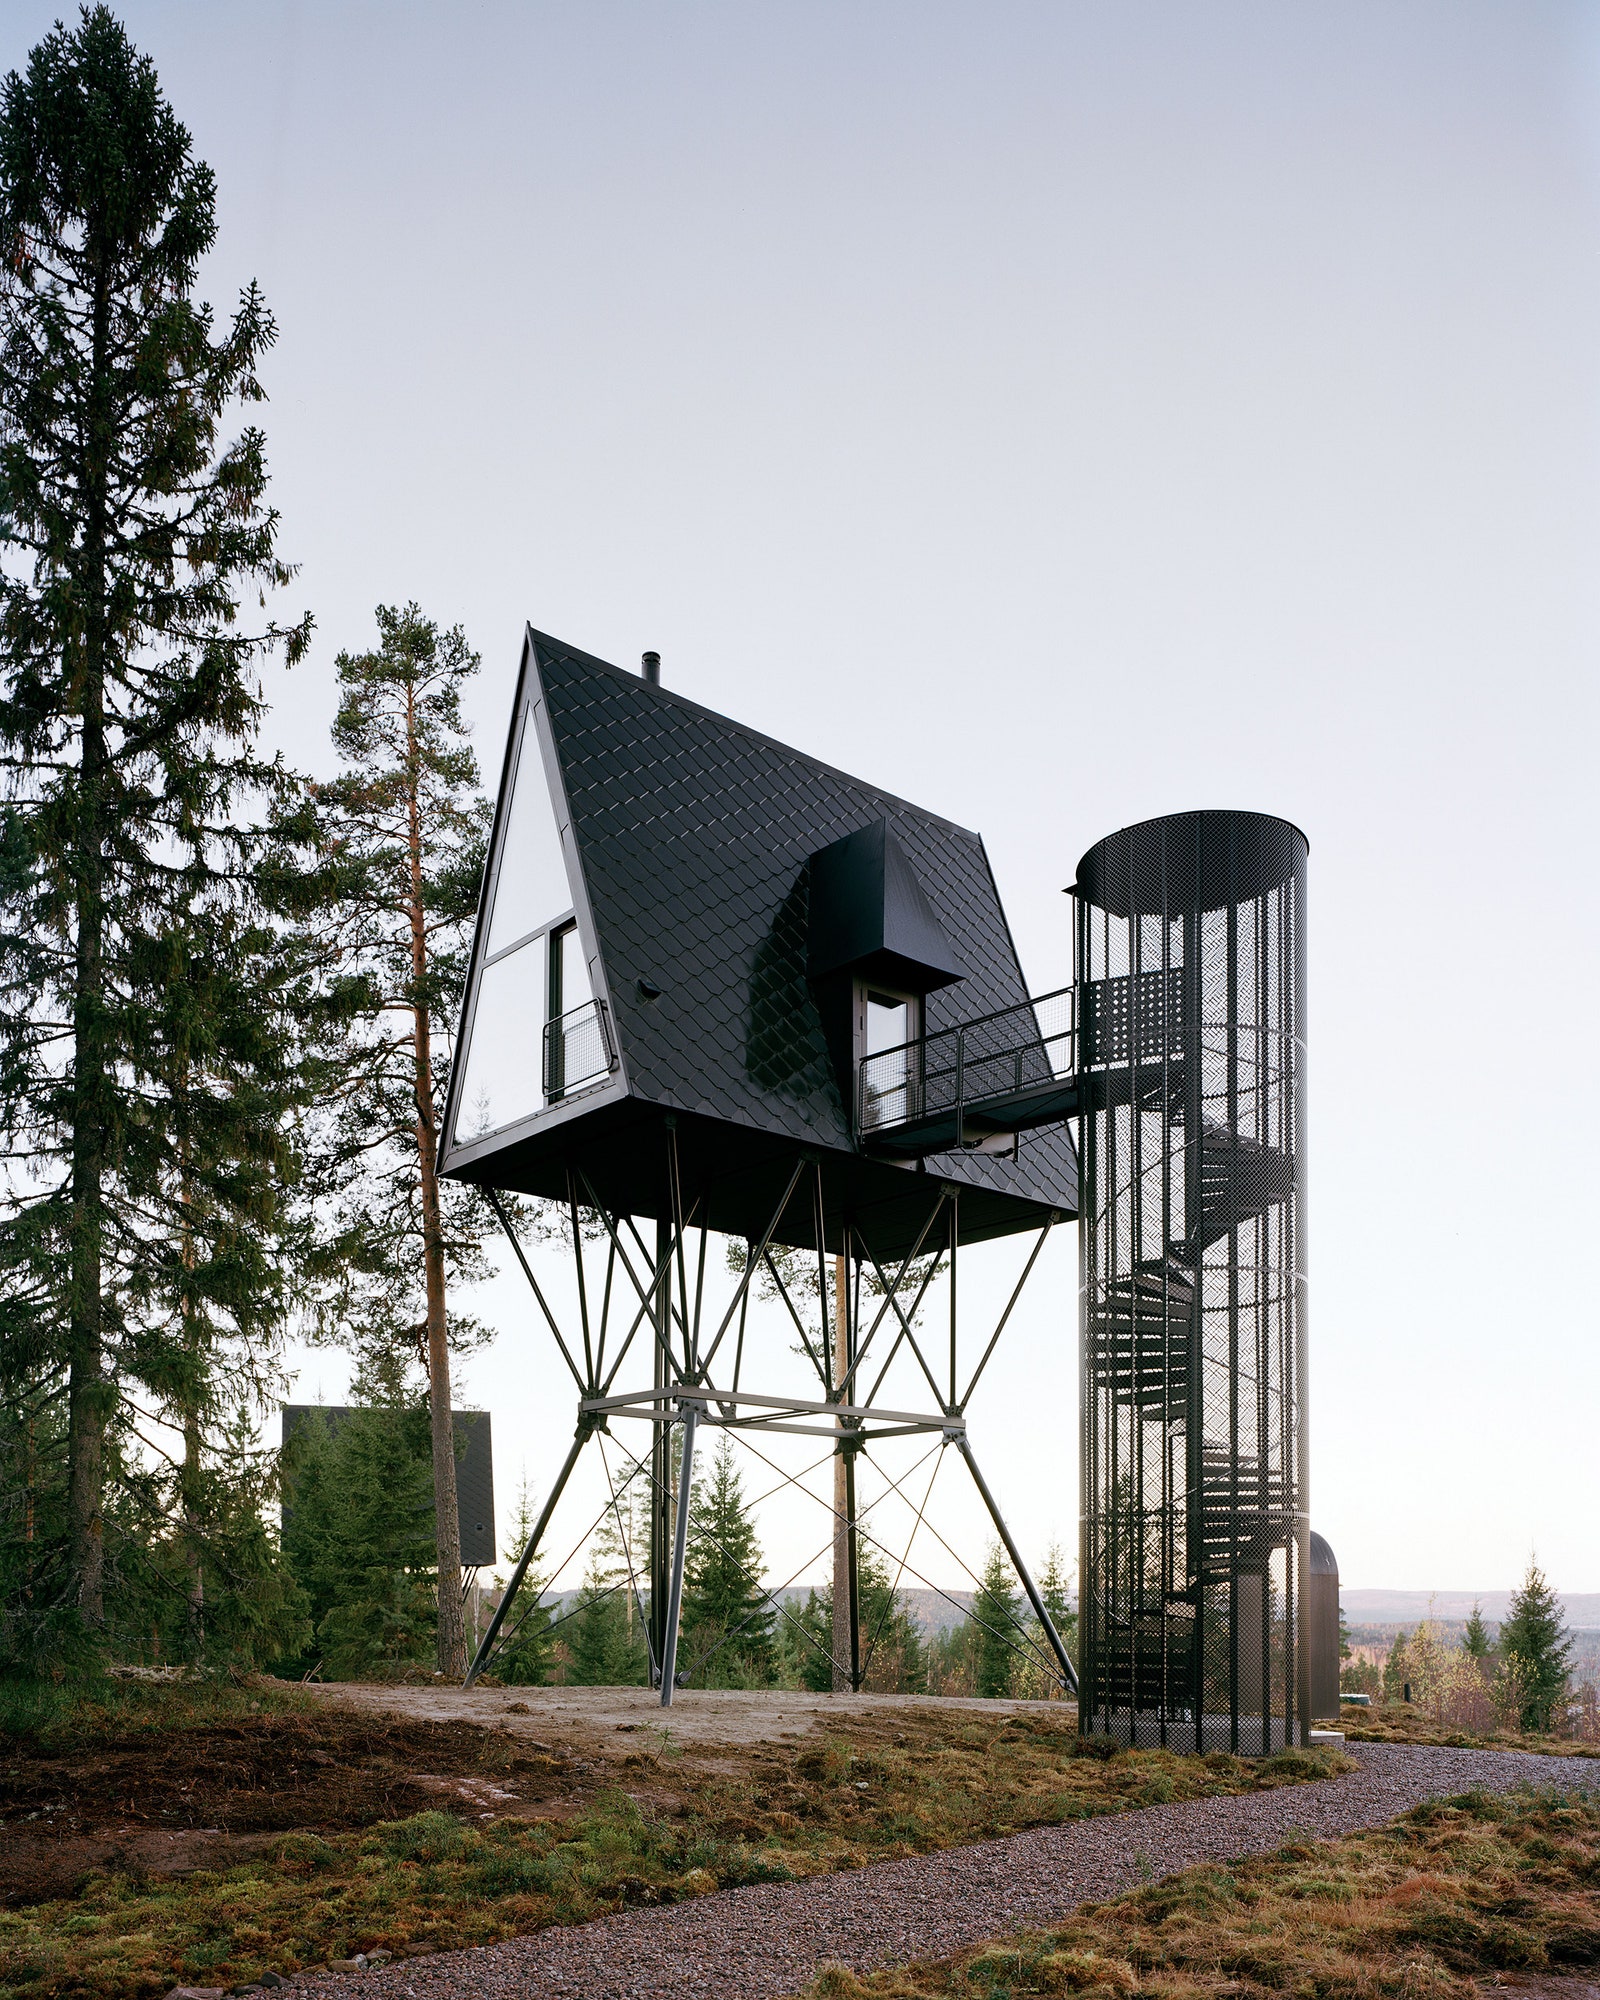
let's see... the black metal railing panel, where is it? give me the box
[856,985,1075,1140]
[1079,966,1185,1068]
[542,998,615,1101]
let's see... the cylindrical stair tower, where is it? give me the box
[1075,811,1308,1750]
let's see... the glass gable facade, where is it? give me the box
[454,708,588,1141]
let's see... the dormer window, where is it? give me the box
[858,984,921,1130]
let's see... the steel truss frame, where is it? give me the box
[465,1124,1078,1704]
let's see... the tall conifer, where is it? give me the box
[972,1542,1021,1698]
[683,1432,775,1686]
[1500,1558,1571,1733]
[299,604,491,1678]
[0,8,309,1651]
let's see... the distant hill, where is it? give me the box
[1341,1589,1600,1629]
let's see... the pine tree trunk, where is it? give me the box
[183,1412,204,1652]
[66,264,114,1634]
[406,689,466,1678]
[831,1254,851,1693]
[180,1143,204,1658]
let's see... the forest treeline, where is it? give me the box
[0,11,1066,1697]
[1339,1561,1588,1739]
[288,1410,1075,1698]
[0,8,537,1681]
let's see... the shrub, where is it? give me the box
[376,1812,467,1864]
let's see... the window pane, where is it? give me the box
[454,937,543,1139]
[554,924,590,1016]
[486,711,572,955]
[863,992,916,1128]
[866,993,911,1055]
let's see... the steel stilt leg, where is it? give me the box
[956,1435,1080,1697]
[465,1425,591,1687]
[658,1403,699,1706]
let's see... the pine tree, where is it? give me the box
[972,1542,1021,1699]
[1499,1557,1571,1734]
[1383,1629,1412,1703]
[1462,1601,1491,1660]
[0,8,310,1655]
[567,1516,649,1688]
[682,1433,775,1687]
[1039,1542,1077,1660]
[855,1538,925,1693]
[491,1476,554,1687]
[298,605,491,1678]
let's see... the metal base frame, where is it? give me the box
[466,1126,1078,1705]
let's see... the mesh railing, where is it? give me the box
[542,998,615,1100]
[856,986,1075,1139]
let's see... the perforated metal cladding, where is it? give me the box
[533,633,1077,1212]
[1076,811,1307,1750]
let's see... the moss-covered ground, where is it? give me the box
[797,1784,1600,1998]
[0,1682,1350,2000]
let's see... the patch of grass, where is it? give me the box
[1334,1701,1600,1758]
[0,1675,309,1751]
[792,1783,1600,1997]
[0,1701,1355,2000]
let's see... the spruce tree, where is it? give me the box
[856,1538,925,1693]
[795,1584,836,1694]
[682,1432,775,1686]
[972,1542,1021,1698]
[492,1477,554,1687]
[299,605,491,1678]
[1462,1601,1491,1660]
[567,1511,648,1687]
[1499,1558,1571,1734]
[0,8,310,1653]
[1383,1629,1412,1703]
[1038,1541,1078,1663]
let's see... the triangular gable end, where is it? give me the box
[444,633,624,1159]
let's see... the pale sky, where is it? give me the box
[8,1,1598,1598]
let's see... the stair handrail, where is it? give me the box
[856,983,1076,1138]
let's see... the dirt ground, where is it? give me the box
[0,1682,1075,1909]
[302,1680,1076,1757]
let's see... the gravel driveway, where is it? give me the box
[289,1743,1599,2000]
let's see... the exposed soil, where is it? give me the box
[0,1704,610,1905]
[298,1679,1076,1754]
[0,1683,1084,1908]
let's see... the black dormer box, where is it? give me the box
[806,818,968,1124]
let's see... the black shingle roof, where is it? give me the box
[441,629,1077,1257]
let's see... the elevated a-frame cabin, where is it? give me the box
[439,629,1078,1256]
[441,629,1084,1706]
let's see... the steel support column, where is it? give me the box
[658,1402,700,1706]
[956,1435,1079,1696]
[464,1424,591,1687]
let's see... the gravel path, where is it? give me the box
[290,1744,1599,2000]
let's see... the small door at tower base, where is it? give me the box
[1307,1532,1341,1720]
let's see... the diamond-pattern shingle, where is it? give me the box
[532,632,1077,1217]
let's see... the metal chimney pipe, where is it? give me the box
[641,651,661,685]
